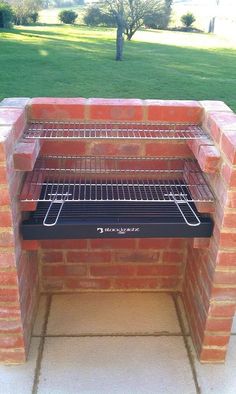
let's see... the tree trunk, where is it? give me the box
[116,18,124,61]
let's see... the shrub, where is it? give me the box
[0,1,14,28]
[83,6,115,27]
[29,12,39,23]
[181,12,196,29]
[59,9,78,24]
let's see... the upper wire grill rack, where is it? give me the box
[24,121,209,140]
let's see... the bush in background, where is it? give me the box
[0,1,14,28]
[83,6,115,27]
[181,12,196,29]
[59,9,78,24]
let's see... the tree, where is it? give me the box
[103,0,169,61]
[181,12,196,29]
[208,0,220,33]
[0,1,14,28]
[6,0,43,25]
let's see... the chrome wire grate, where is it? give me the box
[20,156,214,203]
[24,121,209,140]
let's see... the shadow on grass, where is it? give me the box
[0,26,236,111]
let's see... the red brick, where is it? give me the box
[192,238,210,249]
[212,286,236,299]
[0,319,22,334]
[145,100,203,123]
[200,101,233,113]
[65,278,111,290]
[0,189,10,205]
[89,142,142,156]
[200,348,227,363]
[90,264,135,277]
[0,349,26,364]
[214,270,236,285]
[67,251,111,263]
[218,232,236,248]
[162,251,184,263]
[0,211,12,226]
[113,278,160,289]
[145,141,191,157]
[87,98,144,121]
[0,166,8,183]
[115,251,160,263]
[43,264,87,277]
[206,316,233,332]
[0,108,25,125]
[221,163,236,187]
[138,238,170,249]
[0,253,15,268]
[42,279,64,291]
[0,335,24,349]
[207,112,236,145]
[22,240,39,250]
[217,251,236,266]
[40,239,87,249]
[29,97,86,120]
[226,190,236,208]
[209,303,236,318]
[0,231,14,247]
[0,271,18,286]
[221,130,236,164]
[41,140,86,156]
[136,264,181,276]
[41,251,63,263]
[203,335,230,347]
[90,239,136,249]
[198,145,220,173]
[20,201,37,211]
[13,140,41,171]
[0,306,20,318]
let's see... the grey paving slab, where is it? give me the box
[38,337,196,394]
[0,98,30,107]
[0,338,40,394]
[232,314,236,334]
[189,336,236,394]
[47,293,181,335]
[33,295,47,336]
[176,294,190,335]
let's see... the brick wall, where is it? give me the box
[0,99,39,364]
[183,101,236,363]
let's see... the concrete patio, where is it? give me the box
[0,293,236,394]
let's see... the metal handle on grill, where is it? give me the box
[170,193,201,227]
[43,194,68,227]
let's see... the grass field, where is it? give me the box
[0,24,236,111]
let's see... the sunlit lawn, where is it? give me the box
[0,24,236,111]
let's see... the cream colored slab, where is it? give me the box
[33,295,48,336]
[47,293,181,335]
[189,336,236,394]
[176,294,190,335]
[38,337,195,394]
[232,314,236,334]
[0,338,40,394]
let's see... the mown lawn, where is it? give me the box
[0,25,236,111]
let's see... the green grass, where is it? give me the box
[0,25,236,111]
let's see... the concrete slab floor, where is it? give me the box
[0,293,236,394]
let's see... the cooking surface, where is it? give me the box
[24,121,209,140]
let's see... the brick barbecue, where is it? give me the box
[0,97,236,364]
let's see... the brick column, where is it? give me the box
[0,98,39,364]
[183,101,236,363]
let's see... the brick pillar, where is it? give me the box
[183,101,236,363]
[0,98,39,364]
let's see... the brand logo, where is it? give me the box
[97,227,140,235]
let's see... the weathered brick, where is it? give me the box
[40,239,87,249]
[67,251,111,263]
[198,145,220,173]
[41,251,63,263]
[136,264,181,276]
[65,278,111,290]
[221,130,236,164]
[145,100,203,123]
[90,264,135,277]
[87,98,144,121]
[13,140,41,171]
[145,141,191,157]
[29,97,86,120]
[90,239,136,250]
